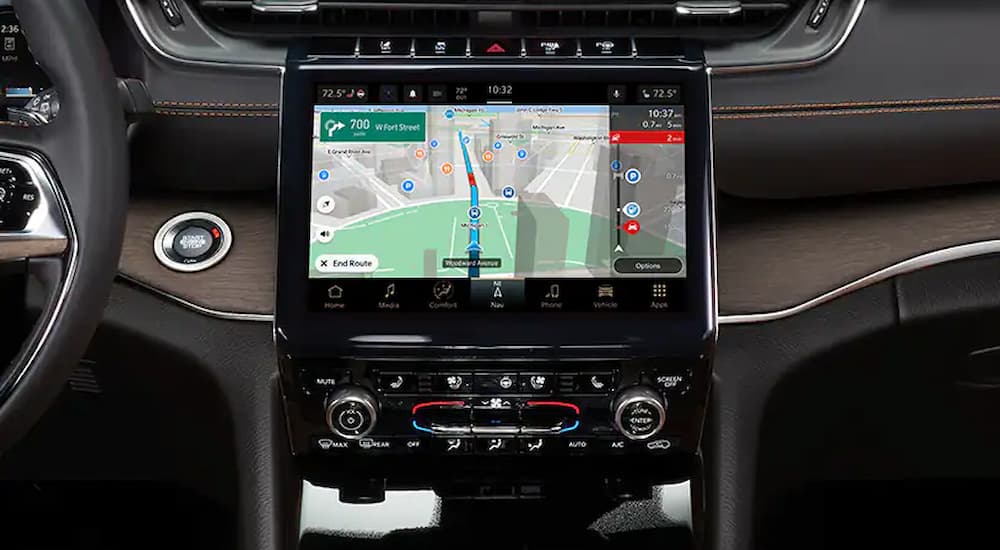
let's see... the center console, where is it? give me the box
[276,43,715,501]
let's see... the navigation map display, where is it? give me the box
[307,82,688,313]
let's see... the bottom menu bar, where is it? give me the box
[308,278,685,313]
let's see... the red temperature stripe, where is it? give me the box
[609,130,685,145]
[525,401,581,415]
[411,401,466,414]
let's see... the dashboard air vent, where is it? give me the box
[193,0,803,41]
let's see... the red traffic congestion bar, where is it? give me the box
[609,130,685,145]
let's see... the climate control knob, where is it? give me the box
[324,386,379,439]
[612,386,667,440]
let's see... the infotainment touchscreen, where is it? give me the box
[307,82,688,313]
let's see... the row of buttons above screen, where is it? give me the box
[315,37,682,59]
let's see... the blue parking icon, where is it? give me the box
[318,169,330,181]
[468,206,482,220]
[401,179,415,193]
[625,168,642,184]
[517,149,528,160]
[501,186,516,199]
[610,160,622,172]
[430,139,440,149]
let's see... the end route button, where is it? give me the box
[315,254,380,273]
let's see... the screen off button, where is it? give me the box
[315,254,380,273]
[613,257,683,274]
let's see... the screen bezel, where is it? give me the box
[277,62,715,357]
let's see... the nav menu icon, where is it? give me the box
[471,280,524,311]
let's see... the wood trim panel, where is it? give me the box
[718,184,1000,314]
[119,196,274,316]
[120,185,1000,318]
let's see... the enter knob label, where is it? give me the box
[622,402,661,436]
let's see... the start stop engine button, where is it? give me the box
[154,211,232,272]
[173,226,214,258]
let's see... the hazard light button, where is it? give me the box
[472,38,521,57]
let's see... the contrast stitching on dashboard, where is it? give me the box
[153,109,279,118]
[712,103,1000,120]
[153,100,279,109]
[713,96,1000,112]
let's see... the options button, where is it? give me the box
[613,257,683,274]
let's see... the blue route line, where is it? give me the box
[458,130,481,278]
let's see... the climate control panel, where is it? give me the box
[282,358,707,468]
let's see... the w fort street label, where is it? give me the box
[320,111,426,142]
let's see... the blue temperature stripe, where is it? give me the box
[557,420,581,434]
[412,420,434,434]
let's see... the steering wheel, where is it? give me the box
[0,1,127,452]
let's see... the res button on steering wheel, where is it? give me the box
[154,211,233,272]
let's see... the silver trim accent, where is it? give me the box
[612,385,668,441]
[426,425,472,434]
[676,1,742,17]
[152,211,233,273]
[325,386,380,439]
[252,0,318,13]
[0,152,68,261]
[0,150,78,406]
[117,273,274,322]
[711,0,867,74]
[719,241,1000,324]
[480,425,526,435]
[706,68,720,343]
